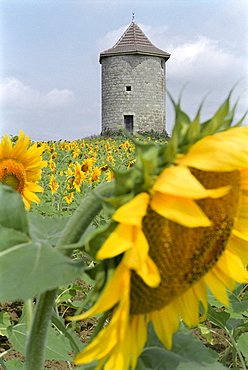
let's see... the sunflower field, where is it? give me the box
[31,135,140,217]
[1,90,248,370]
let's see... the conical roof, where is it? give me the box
[100,22,170,63]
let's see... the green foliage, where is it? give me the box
[0,308,84,367]
[0,359,24,369]
[0,184,84,302]
[199,284,248,369]
[136,323,226,370]
[166,86,247,158]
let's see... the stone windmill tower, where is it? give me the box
[100,19,170,134]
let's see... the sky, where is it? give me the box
[0,0,247,142]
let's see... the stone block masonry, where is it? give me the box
[101,54,167,133]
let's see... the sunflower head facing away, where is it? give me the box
[0,130,45,210]
[68,90,248,370]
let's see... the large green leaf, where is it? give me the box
[0,241,84,301]
[0,184,29,234]
[207,304,230,330]
[237,332,248,364]
[28,214,69,246]
[229,292,248,313]
[136,324,227,370]
[0,184,84,301]
[7,320,73,361]
[0,311,11,336]
[0,227,30,252]
[1,359,24,369]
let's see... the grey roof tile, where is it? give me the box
[100,22,170,62]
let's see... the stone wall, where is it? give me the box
[101,54,166,133]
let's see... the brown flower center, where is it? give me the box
[0,159,26,193]
[130,170,241,315]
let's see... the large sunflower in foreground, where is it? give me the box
[69,92,248,370]
[0,130,45,209]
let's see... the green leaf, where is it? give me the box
[0,311,11,336]
[28,214,69,246]
[51,311,84,354]
[200,93,230,137]
[137,323,226,370]
[0,226,30,252]
[7,321,73,361]
[0,241,84,301]
[226,318,244,331]
[207,304,230,330]
[0,184,29,234]
[237,332,248,363]
[229,293,248,313]
[1,359,24,369]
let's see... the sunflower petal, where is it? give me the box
[113,192,150,226]
[176,126,248,171]
[97,224,133,259]
[151,191,212,227]
[68,262,130,321]
[152,303,180,349]
[203,270,229,306]
[153,165,230,199]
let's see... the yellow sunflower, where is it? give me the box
[73,162,85,192]
[49,175,59,195]
[68,94,248,369]
[89,167,102,183]
[0,130,45,210]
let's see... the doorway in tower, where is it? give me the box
[124,115,133,132]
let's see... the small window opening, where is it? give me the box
[126,85,132,92]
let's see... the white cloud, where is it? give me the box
[166,36,246,84]
[0,78,76,110]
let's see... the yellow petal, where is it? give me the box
[176,127,248,171]
[153,165,230,199]
[113,192,150,226]
[152,303,180,350]
[68,262,130,321]
[192,279,208,320]
[217,249,248,283]
[129,315,148,368]
[151,191,212,227]
[228,234,248,265]
[123,229,161,287]
[25,181,44,193]
[97,224,134,259]
[212,264,236,292]
[233,194,248,239]
[74,267,131,368]
[173,287,200,327]
[203,270,229,306]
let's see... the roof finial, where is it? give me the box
[132,12,135,23]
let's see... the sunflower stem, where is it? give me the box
[55,180,115,250]
[24,181,115,370]
[24,299,34,333]
[24,289,58,370]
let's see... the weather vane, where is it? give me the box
[132,12,135,22]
